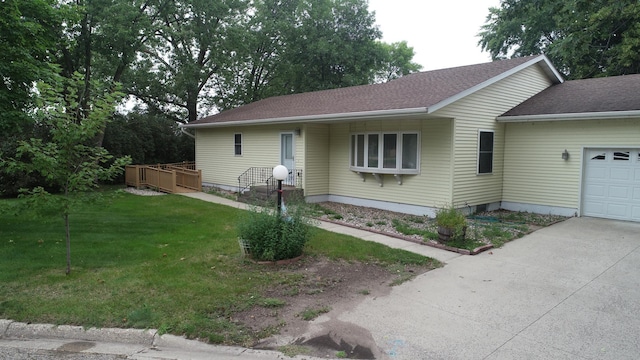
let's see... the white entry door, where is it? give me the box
[582,148,640,222]
[280,133,295,185]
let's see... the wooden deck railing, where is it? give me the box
[125,162,201,194]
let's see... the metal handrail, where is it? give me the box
[238,167,303,195]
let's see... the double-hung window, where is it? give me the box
[234,133,242,156]
[350,132,419,174]
[478,130,494,174]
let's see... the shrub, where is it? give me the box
[237,203,313,262]
[435,205,467,241]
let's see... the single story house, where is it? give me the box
[182,55,640,222]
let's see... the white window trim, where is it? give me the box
[234,133,243,156]
[349,131,420,175]
[477,129,494,175]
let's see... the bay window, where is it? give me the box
[350,132,420,174]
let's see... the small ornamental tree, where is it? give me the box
[2,72,131,275]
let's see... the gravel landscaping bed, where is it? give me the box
[123,187,167,196]
[313,202,569,251]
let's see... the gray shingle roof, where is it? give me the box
[501,74,640,117]
[189,55,551,126]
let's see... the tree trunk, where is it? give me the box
[65,213,71,275]
[187,94,198,123]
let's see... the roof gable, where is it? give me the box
[186,55,562,127]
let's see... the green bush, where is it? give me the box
[435,206,466,228]
[237,204,313,262]
[435,205,467,240]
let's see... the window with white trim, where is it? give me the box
[350,132,419,173]
[234,133,242,156]
[478,130,494,174]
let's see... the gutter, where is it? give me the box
[180,125,196,138]
[497,110,640,122]
[180,107,430,129]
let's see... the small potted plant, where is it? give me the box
[435,205,467,242]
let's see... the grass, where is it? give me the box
[387,264,420,286]
[392,219,438,240]
[0,187,438,346]
[260,298,286,308]
[298,306,331,321]
[278,345,311,357]
[309,204,344,220]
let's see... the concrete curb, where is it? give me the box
[0,319,12,337]
[1,320,156,345]
[0,319,332,359]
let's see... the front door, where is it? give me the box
[280,133,295,185]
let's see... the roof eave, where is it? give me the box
[497,110,640,122]
[428,55,564,114]
[181,107,430,128]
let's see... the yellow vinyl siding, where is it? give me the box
[327,119,452,208]
[195,125,302,188]
[303,124,330,195]
[504,118,640,209]
[433,64,554,207]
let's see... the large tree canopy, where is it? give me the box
[0,0,64,196]
[213,0,422,111]
[479,0,640,79]
[0,0,60,132]
[127,0,248,123]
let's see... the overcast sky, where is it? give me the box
[368,0,501,71]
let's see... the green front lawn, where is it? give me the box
[0,188,437,345]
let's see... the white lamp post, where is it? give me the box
[272,165,288,215]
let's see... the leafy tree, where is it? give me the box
[2,73,131,275]
[0,0,62,196]
[103,110,195,165]
[213,0,300,110]
[214,0,422,111]
[55,0,162,146]
[375,41,423,82]
[128,0,248,123]
[479,0,640,79]
[0,0,59,128]
[283,0,384,92]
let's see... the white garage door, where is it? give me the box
[583,149,640,222]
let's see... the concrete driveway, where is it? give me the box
[321,217,640,359]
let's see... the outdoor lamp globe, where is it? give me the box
[273,165,288,181]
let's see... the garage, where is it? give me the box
[582,148,640,222]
